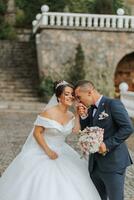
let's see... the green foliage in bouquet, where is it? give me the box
[67,44,85,85]
[38,76,54,102]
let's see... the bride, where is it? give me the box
[0,80,101,200]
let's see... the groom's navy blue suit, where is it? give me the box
[80,96,134,200]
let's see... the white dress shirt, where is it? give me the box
[92,95,103,117]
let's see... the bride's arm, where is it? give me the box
[72,113,81,134]
[33,126,58,160]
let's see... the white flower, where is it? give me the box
[78,126,104,159]
[98,111,109,120]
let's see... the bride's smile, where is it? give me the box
[59,86,74,107]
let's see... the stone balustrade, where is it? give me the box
[120,91,134,118]
[32,5,134,33]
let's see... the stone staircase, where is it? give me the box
[0,41,41,104]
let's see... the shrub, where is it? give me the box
[88,0,128,14]
[0,22,17,40]
[0,0,7,14]
[67,44,85,85]
[15,0,128,28]
[15,7,26,27]
[38,76,54,102]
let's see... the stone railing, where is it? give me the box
[120,91,134,118]
[32,5,134,33]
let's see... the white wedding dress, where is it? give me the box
[0,115,101,200]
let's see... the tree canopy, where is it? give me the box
[15,0,127,27]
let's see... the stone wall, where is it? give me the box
[36,29,134,96]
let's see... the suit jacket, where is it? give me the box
[80,96,134,173]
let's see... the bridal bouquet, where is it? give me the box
[78,126,104,159]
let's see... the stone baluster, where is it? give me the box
[130,18,134,28]
[94,17,98,27]
[36,13,42,21]
[32,13,42,33]
[69,16,74,26]
[124,17,129,28]
[63,15,68,26]
[117,17,124,28]
[106,17,110,28]
[100,17,104,28]
[75,16,80,27]
[117,8,125,28]
[87,17,92,27]
[81,16,86,27]
[56,15,62,26]
[32,20,38,26]
[111,17,116,28]
[41,5,49,25]
[32,20,38,33]
[50,15,55,26]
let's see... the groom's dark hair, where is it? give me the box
[74,80,95,90]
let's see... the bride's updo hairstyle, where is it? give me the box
[54,80,74,101]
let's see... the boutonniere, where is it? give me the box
[98,110,109,120]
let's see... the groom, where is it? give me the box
[74,80,134,200]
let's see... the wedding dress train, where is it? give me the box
[0,115,101,200]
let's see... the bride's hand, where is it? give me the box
[74,102,88,117]
[72,125,80,134]
[46,149,58,160]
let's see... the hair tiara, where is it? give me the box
[56,80,68,89]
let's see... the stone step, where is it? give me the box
[0,79,39,85]
[0,87,38,92]
[0,66,37,71]
[0,88,38,93]
[0,75,38,80]
[0,96,41,102]
[0,77,38,82]
[0,82,38,87]
[0,84,38,90]
[0,81,38,87]
[0,41,40,102]
[0,68,37,72]
[0,91,38,97]
[0,68,38,72]
[0,101,45,112]
[0,74,38,79]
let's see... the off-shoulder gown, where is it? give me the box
[0,115,101,200]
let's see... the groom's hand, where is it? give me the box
[98,142,107,155]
